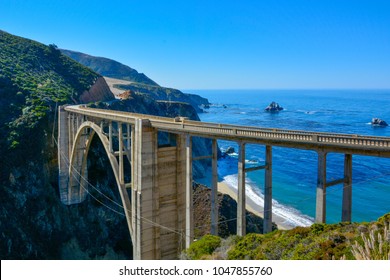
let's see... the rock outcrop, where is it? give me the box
[265,101,284,112]
[192,183,277,238]
[113,83,210,113]
[371,118,388,127]
[79,77,114,103]
[221,146,236,158]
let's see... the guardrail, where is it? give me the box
[64,105,390,154]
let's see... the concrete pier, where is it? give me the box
[211,139,219,235]
[316,151,327,223]
[316,152,354,224]
[185,135,194,248]
[237,142,246,236]
[263,145,273,234]
[342,154,352,222]
[58,106,70,204]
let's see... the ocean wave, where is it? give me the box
[226,152,238,157]
[222,174,314,228]
[245,159,259,164]
[297,110,317,115]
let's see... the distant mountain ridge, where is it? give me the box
[60,49,159,86]
[60,49,210,112]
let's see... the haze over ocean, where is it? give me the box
[191,89,390,227]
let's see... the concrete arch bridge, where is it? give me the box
[58,105,390,259]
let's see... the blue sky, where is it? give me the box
[1,0,389,89]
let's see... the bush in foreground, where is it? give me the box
[184,213,390,260]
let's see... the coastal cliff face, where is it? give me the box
[78,76,114,104]
[192,184,276,239]
[115,83,210,113]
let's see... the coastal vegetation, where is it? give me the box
[0,30,133,259]
[0,30,100,152]
[183,213,390,260]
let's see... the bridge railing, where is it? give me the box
[65,105,390,150]
[152,118,390,147]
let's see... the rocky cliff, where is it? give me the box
[78,76,114,104]
[192,184,277,238]
[115,83,210,113]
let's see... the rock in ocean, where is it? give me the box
[265,101,284,112]
[371,118,388,127]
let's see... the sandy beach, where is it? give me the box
[218,181,293,230]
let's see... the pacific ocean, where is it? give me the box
[189,89,390,227]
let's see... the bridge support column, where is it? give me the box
[58,106,70,203]
[237,142,246,236]
[176,135,187,254]
[342,154,352,222]
[118,122,124,184]
[185,135,194,248]
[133,119,159,260]
[316,151,327,223]
[211,139,218,235]
[263,145,273,234]
[131,125,137,247]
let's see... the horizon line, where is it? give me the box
[182,88,390,91]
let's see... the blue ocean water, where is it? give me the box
[190,89,390,227]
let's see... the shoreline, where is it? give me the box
[217,181,293,231]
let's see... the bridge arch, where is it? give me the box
[68,121,134,239]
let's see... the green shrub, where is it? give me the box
[186,235,221,259]
[227,233,264,260]
[310,223,325,235]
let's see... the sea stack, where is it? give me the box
[371,118,388,127]
[265,101,284,112]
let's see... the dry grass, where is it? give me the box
[351,223,390,260]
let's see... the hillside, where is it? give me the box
[115,82,210,112]
[0,30,113,163]
[60,49,210,112]
[60,49,158,86]
[0,30,135,259]
[0,30,212,259]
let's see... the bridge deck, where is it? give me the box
[65,105,390,157]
